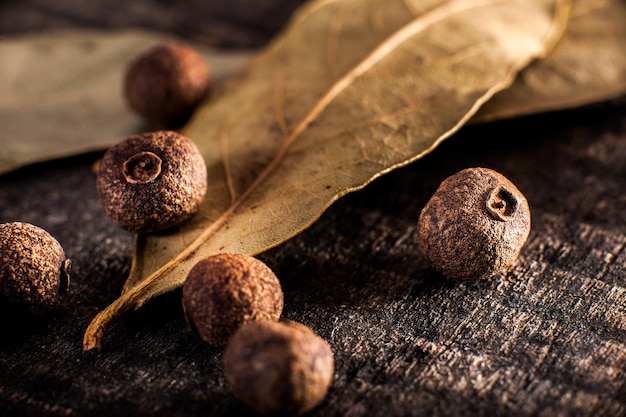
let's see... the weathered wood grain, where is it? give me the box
[0,0,306,47]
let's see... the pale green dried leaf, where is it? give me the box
[474,0,626,122]
[0,30,251,174]
[84,0,570,350]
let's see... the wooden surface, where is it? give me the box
[1,1,625,416]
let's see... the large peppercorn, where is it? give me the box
[124,42,211,127]
[417,167,531,280]
[182,253,283,347]
[96,131,207,234]
[0,222,70,315]
[223,320,334,416]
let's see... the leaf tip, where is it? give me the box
[82,323,104,351]
[81,297,127,352]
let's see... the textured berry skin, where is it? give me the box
[223,320,334,416]
[0,222,70,315]
[124,42,211,127]
[96,131,207,234]
[417,167,531,280]
[182,253,283,347]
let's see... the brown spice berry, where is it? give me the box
[97,131,207,234]
[223,320,334,416]
[124,42,211,127]
[0,222,71,315]
[417,167,531,280]
[182,253,283,347]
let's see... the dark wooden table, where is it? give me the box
[1,1,625,416]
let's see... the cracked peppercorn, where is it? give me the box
[124,42,211,128]
[96,131,207,234]
[223,320,334,416]
[182,253,284,347]
[417,167,531,280]
[0,222,70,315]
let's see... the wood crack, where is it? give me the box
[595,240,626,282]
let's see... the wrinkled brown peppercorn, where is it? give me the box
[417,167,531,280]
[96,131,207,234]
[0,222,70,315]
[124,42,211,127]
[182,253,283,347]
[223,320,334,416]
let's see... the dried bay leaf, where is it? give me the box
[0,30,251,174]
[83,0,571,350]
[474,0,626,122]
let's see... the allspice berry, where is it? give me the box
[124,42,211,127]
[182,253,283,347]
[97,131,207,234]
[0,222,71,315]
[224,320,334,416]
[417,167,531,280]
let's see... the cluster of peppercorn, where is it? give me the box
[95,126,335,415]
[0,42,532,417]
[182,253,334,416]
[104,44,336,416]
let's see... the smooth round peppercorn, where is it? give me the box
[223,320,334,416]
[182,253,284,347]
[96,131,207,234]
[417,167,531,280]
[0,222,71,315]
[124,42,211,127]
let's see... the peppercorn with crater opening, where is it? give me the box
[223,319,334,416]
[96,130,207,234]
[124,42,211,127]
[0,222,70,315]
[417,167,531,280]
[182,253,284,347]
